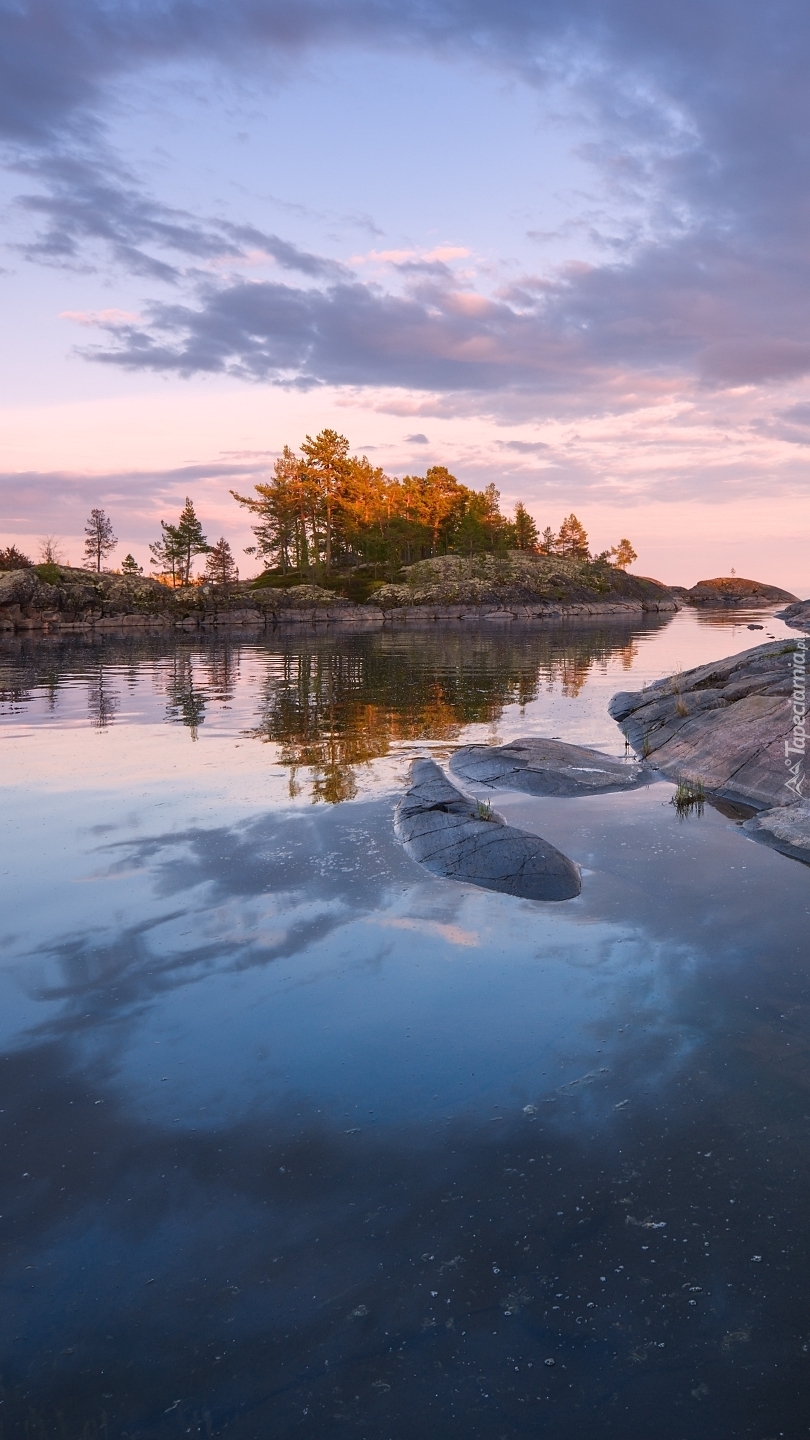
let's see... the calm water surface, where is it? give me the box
[2,609,809,1438]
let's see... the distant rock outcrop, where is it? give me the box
[683,576,797,606]
[394,758,581,901]
[450,738,653,797]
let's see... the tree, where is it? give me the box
[150,498,208,586]
[205,537,239,588]
[539,526,557,555]
[39,536,65,564]
[149,524,184,587]
[83,508,117,571]
[300,429,351,570]
[0,544,32,570]
[120,554,143,574]
[611,538,637,570]
[174,497,209,584]
[556,513,589,559]
[513,502,539,552]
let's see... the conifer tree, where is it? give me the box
[83,508,117,571]
[611,538,637,570]
[539,526,557,555]
[556,513,589,558]
[513,502,539,552]
[205,537,239,588]
[120,554,143,574]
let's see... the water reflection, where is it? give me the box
[1,618,666,799]
[2,609,810,1438]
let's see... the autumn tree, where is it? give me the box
[205,537,239,588]
[611,538,638,570]
[120,554,143,574]
[556,513,589,559]
[83,508,117,572]
[513,502,539,552]
[300,429,351,570]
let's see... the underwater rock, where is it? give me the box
[394,758,581,902]
[450,738,653,798]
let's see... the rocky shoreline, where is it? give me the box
[0,563,679,635]
[609,638,810,861]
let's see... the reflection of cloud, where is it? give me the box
[376,917,479,947]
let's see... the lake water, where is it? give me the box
[2,606,809,1439]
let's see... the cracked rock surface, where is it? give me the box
[450,738,653,797]
[609,640,801,811]
[394,758,581,902]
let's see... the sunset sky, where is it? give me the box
[3,0,810,590]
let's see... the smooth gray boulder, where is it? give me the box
[450,738,653,797]
[742,802,810,864]
[609,639,801,809]
[394,758,581,902]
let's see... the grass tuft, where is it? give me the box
[476,799,495,821]
[670,777,705,817]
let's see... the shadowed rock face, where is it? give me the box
[609,640,800,811]
[450,738,653,798]
[394,759,581,902]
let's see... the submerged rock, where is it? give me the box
[450,738,653,797]
[394,758,581,902]
[743,802,810,864]
[609,640,801,810]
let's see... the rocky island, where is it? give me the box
[0,554,680,635]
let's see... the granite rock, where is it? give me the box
[609,639,801,809]
[743,802,810,864]
[450,738,653,797]
[394,758,581,902]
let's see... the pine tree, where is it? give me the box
[539,526,557,555]
[513,502,539,552]
[205,537,239,588]
[556,513,589,559]
[120,554,143,574]
[174,497,209,584]
[300,429,351,569]
[611,538,637,570]
[83,508,117,571]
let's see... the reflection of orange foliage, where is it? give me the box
[246,623,669,801]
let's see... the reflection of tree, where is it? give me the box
[87,670,119,728]
[249,622,668,801]
[164,655,207,739]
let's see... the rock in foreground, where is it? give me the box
[743,802,810,863]
[609,640,801,810]
[394,759,581,901]
[450,738,653,797]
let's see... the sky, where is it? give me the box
[2,0,810,589]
